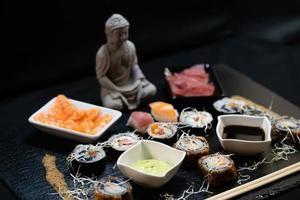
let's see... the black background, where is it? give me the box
[2,0,300,199]
[3,0,300,106]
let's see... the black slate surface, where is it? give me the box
[0,64,299,200]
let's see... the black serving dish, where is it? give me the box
[165,64,225,108]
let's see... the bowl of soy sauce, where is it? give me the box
[216,115,272,156]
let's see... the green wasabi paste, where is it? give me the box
[130,159,172,176]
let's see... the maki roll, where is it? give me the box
[179,107,213,133]
[147,122,178,145]
[272,117,300,144]
[174,133,209,167]
[198,154,237,186]
[108,132,140,157]
[68,144,106,177]
[126,111,154,134]
[94,176,133,200]
[242,105,275,123]
[213,97,245,114]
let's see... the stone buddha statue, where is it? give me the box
[95,14,156,110]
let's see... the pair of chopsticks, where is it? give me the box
[207,162,300,200]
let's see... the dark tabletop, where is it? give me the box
[0,64,299,200]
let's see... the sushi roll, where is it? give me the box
[126,111,154,134]
[179,107,213,133]
[147,122,178,145]
[108,132,140,157]
[68,144,106,177]
[242,105,275,123]
[213,97,246,114]
[272,117,300,144]
[149,101,178,122]
[174,133,209,167]
[94,176,133,200]
[198,154,237,186]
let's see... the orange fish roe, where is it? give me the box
[34,95,112,134]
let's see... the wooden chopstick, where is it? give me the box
[206,162,300,200]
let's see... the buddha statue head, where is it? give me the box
[105,14,130,48]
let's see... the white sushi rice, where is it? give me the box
[108,132,140,151]
[202,154,232,172]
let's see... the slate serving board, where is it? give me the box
[0,64,299,200]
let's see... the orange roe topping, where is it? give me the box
[34,95,112,134]
[150,124,164,135]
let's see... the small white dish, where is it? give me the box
[117,140,186,188]
[28,97,122,143]
[216,114,271,155]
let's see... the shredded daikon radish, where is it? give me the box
[271,137,297,162]
[237,134,297,184]
[237,158,271,172]
[236,158,271,184]
[296,128,300,144]
[237,172,251,185]
[95,141,112,148]
[160,178,212,200]
[268,95,274,110]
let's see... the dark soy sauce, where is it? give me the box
[222,125,265,141]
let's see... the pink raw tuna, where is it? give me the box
[166,64,215,97]
[182,64,209,81]
[127,111,154,133]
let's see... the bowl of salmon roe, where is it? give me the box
[28,95,122,142]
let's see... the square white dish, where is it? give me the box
[216,114,272,155]
[117,140,186,188]
[28,97,122,143]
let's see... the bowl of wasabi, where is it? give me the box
[117,140,186,188]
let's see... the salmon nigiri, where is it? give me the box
[149,101,178,122]
[126,111,154,133]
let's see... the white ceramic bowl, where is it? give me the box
[216,115,271,155]
[28,97,122,143]
[117,140,186,188]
